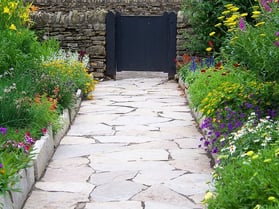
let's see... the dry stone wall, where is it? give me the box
[29,0,189,78]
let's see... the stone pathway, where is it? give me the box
[23,72,212,209]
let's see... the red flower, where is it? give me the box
[208,40,214,48]
[201,69,207,73]
[233,63,241,67]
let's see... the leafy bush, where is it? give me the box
[206,142,279,209]
[219,113,279,166]
[219,1,279,82]
[181,0,258,55]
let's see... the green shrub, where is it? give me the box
[215,1,279,82]
[181,0,257,55]
[206,143,279,209]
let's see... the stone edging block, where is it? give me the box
[0,93,82,209]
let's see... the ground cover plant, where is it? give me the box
[0,0,96,195]
[179,0,279,208]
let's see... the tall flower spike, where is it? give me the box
[239,18,246,31]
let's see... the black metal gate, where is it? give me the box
[106,12,177,79]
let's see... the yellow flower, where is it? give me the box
[202,192,214,204]
[268,196,276,202]
[252,155,259,160]
[246,150,254,156]
[230,6,239,12]
[240,13,248,17]
[260,33,266,37]
[222,10,231,15]
[217,16,225,20]
[252,11,261,15]
[255,22,265,27]
[264,159,272,163]
[209,31,215,36]
[9,24,17,31]
[206,47,212,52]
[224,4,233,8]
[3,7,11,15]
[215,23,222,27]
[252,6,260,10]
[253,204,261,209]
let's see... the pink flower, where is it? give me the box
[274,41,279,47]
[261,0,272,11]
[239,18,246,31]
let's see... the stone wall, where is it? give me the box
[29,0,189,78]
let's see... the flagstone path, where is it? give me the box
[23,72,212,209]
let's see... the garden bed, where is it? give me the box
[0,93,82,209]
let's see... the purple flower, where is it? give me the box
[0,163,3,168]
[0,127,7,135]
[212,146,219,154]
[275,31,279,37]
[239,18,246,31]
[215,131,221,138]
[261,0,272,11]
[228,123,233,132]
[274,41,279,47]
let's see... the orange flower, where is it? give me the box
[34,94,41,103]
[30,5,39,12]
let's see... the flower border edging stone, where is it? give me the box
[0,93,82,209]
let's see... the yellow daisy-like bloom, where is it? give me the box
[206,47,212,52]
[9,24,17,30]
[268,196,276,202]
[209,31,215,36]
[222,10,231,15]
[240,13,248,17]
[246,150,254,156]
[251,15,260,19]
[255,22,265,27]
[252,11,261,15]
[224,4,233,8]
[264,158,272,163]
[230,7,239,12]
[215,23,222,27]
[3,7,11,15]
[252,155,259,160]
[203,192,213,202]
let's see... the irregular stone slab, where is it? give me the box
[94,135,157,144]
[35,182,94,194]
[84,201,142,209]
[110,115,171,126]
[133,169,184,185]
[89,149,169,163]
[42,165,93,182]
[23,191,88,209]
[169,149,211,173]
[145,201,203,209]
[90,181,146,201]
[89,171,138,186]
[165,173,211,197]
[127,140,178,150]
[66,114,119,126]
[67,123,115,136]
[52,144,123,160]
[148,119,194,128]
[174,137,202,149]
[133,184,196,207]
[42,157,92,182]
[60,136,95,145]
[89,160,175,173]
